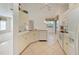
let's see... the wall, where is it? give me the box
[25,3,69,30]
[19,11,28,32]
[13,4,34,54]
[0,3,13,17]
[0,4,13,54]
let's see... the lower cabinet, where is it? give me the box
[63,34,70,54]
[59,33,76,55]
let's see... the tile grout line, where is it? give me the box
[57,40,67,55]
[19,40,39,55]
[19,40,47,55]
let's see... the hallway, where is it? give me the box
[13,3,79,55]
[20,31,65,55]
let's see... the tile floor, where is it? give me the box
[22,41,65,55]
[21,30,65,55]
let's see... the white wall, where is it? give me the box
[13,4,31,54]
[24,3,68,30]
[0,4,13,55]
[19,11,28,32]
[0,3,13,17]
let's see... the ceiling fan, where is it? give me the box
[19,3,28,14]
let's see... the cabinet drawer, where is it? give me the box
[63,41,69,54]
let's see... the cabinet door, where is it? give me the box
[59,33,64,48]
[68,44,75,55]
[63,33,76,55]
[63,34,70,54]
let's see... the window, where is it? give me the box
[47,21,54,28]
[0,16,11,34]
[0,20,6,31]
[0,17,7,31]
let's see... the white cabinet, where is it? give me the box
[63,33,75,55]
[59,7,79,55]
[59,33,64,48]
[63,34,69,54]
[59,32,76,55]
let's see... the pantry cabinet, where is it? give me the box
[59,7,79,55]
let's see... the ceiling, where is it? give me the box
[21,3,69,10]
[0,3,13,17]
[20,3,69,17]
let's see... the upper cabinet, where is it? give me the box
[59,4,79,55]
[69,4,79,9]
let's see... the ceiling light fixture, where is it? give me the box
[19,3,28,14]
